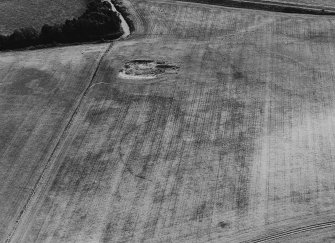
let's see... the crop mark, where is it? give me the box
[218,221,229,228]
[263,50,334,76]
[5,68,57,96]
[115,90,183,182]
[191,202,207,222]
[231,65,245,80]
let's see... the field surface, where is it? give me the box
[0,0,86,35]
[2,0,335,242]
[0,43,110,240]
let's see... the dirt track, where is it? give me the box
[2,0,335,242]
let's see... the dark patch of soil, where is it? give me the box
[6,68,56,95]
[218,221,229,228]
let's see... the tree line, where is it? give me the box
[0,0,123,51]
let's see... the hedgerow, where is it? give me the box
[0,0,124,51]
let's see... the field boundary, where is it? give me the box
[246,220,335,242]
[177,0,335,15]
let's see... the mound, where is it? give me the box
[119,60,179,79]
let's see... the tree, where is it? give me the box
[40,24,63,43]
[1,0,124,50]
[0,34,8,49]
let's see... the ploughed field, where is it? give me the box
[2,0,335,242]
[0,0,86,35]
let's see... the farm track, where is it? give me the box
[3,0,335,242]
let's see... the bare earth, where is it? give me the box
[2,0,335,242]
